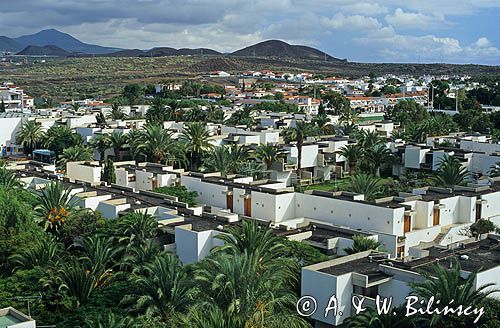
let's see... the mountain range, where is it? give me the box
[0,29,120,54]
[0,29,341,61]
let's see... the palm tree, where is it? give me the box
[89,134,111,163]
[214,220,286,263]
[84,312,140,328]
[238,160,265,179]
[366,143,392,177]
[180,122,214,171]
[204,146,233,176]
[73,236,120,275]
[16,120,44,155]
[120,239,160,274]
[312,114,333,135]
[283,122,317,175]
[34,181,76,232]
[42,125,82,155]
[411,262,498,327]
[126,253,193,323]
[58,145,93,166]
[192,251,306,328]
[344,235,382,254]
[348,173,383,201]
[348,307,415,328]
[118,212,157,246]
[108,131,127,161]
[489,161,500,177]
[358,130,383,149]
[107,103,127,120]
[433,155,469,188]
[229,144,250,168]
[338,144,362,175]
[137,124,175,164]
[10,235,63,270]
[0,166,22,189]
[255,144,285,170]
[126,129,143,159]
[205,105,225,123]
[70,103,81,113]
[52,260,109,308]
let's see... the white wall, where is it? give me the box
[301,269,352,326]
[66,162,101,184]
[96,201,130,219]
[181,176,228,208]
[295,193,404,236]
[72,194,112,211]
[175,227,224,264]
[404,147,428,169]
[475,266,500,298]
[135,170,153,191]
[115,169,129,187]
[480,191,500,222]
[0,117,24,148]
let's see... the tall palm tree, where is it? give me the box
[108,131,128,161]
[312,114,332,135]
[366,143,392,177]
[84,312,140,328]
[70,103,81,113]
[192,251,306,328]
[228,144,250,168]
[58,145,94,166]
[344,235,382,254]
[433,156,469,188]
[16,120,44,155]
[348,173,383,201]
[42,125,82,155]
[255,144,285,170]
[10,235,63,270]
[118,212,157,246]
[180,122,214,171]
[488,161,500,177]
[52,260,109,308]
[338,144,363,175]
[107,103,127,120]
[73,236,120,275]
[348,307,415,328]
[283,122,318,175]
[205,105,225,123]
[126,129,143,159]
[205,146,233,176]
[0,166,22,189]
[214,220,286,263]
[358,130,383,149]
[126,253,193,323]
[120,239,160,274]
[34,181,76,232]
[89,134,111,163]
[411,262,498,327]
[137,124,175,164]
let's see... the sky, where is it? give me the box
[2,0,500,64]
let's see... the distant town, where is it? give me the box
[1,64,500,327]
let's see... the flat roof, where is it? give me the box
[396,237,500,274]
[319,255,386,276]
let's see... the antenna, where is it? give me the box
[0,294,42,318]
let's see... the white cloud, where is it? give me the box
[319,13,382,30]
[385,8,445,29]
[355,27,499,63]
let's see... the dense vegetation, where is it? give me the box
[0,169,328,327]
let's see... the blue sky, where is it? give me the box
[2,0,499,64]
